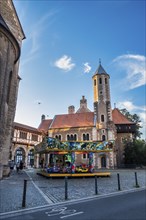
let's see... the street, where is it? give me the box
[1,189,146,220]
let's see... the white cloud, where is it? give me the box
[54,55,75,72]
[21,10,58,67]
[117,101,145,112]
[112,54,146,90]
[83,62,92,73]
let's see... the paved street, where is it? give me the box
[0,168,146,215]
[1,189,146,220]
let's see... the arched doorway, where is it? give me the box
[28,149,34,167]
[101,156,106,168]
[15,147,25,164]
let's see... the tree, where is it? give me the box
[123,139,146,166]
[120,108,142,138]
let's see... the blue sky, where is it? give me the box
[13,0,145,139]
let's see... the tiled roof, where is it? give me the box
[14,122,41,134]
[50,112,94,129]
[38,119,53,132]
[112,108,135,125]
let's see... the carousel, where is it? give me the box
[34,137,114,177]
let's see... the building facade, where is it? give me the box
[0,0,25,178]
[38,63,136,169]
[11,122,42,168]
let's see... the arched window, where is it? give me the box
[58,135,61,141]
[101,115,104,122]
[99,78,102,84]
[105,78,107,84]
[83,134,86,141]
[71,134,74,141]
[74,134,77,141]
[55,135,58,139]
[86,133,89,141]
[67,135,70,141]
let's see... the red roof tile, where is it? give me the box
[38,119,53,132]
[112,108,135,124]
[50,112,94,129]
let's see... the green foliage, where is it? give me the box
[124,139,146,166]
[120,108,142,138]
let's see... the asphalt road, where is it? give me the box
[2,189,146,220]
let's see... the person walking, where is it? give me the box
[19,160,24,172]
[16,161,20,173]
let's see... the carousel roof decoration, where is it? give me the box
[34,137,114,154]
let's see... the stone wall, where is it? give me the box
[0,0,25,179]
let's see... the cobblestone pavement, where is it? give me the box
[0,168,146,214]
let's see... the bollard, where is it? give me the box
[95,175,98,195]
[117,173,121,191]
[134,172,140,188]
[65,176,68,200]
[22,179,27,208]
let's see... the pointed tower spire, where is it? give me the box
[99,58,101,65]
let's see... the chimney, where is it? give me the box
[41,114,45,121]
[80,95,87,108]
[68,105,75,114]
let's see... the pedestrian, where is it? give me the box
[19,160,24,171]
[16,161,20,173]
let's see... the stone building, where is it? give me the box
[38,63,136,168]
[0,0,25,178]
[11,122,42,168]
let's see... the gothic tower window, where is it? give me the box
[94,79,96,86]
[105,78,107,84]
[101,114,104,122]
[99,77,102,84]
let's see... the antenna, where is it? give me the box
[114,103,116,108]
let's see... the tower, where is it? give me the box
[92,61,115,141]
[0,0,25,179]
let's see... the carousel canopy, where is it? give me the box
[34,137,114,154]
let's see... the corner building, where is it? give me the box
[0,0,25,178]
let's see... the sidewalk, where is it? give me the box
[0,169,49,214]
[0,168,146,214]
